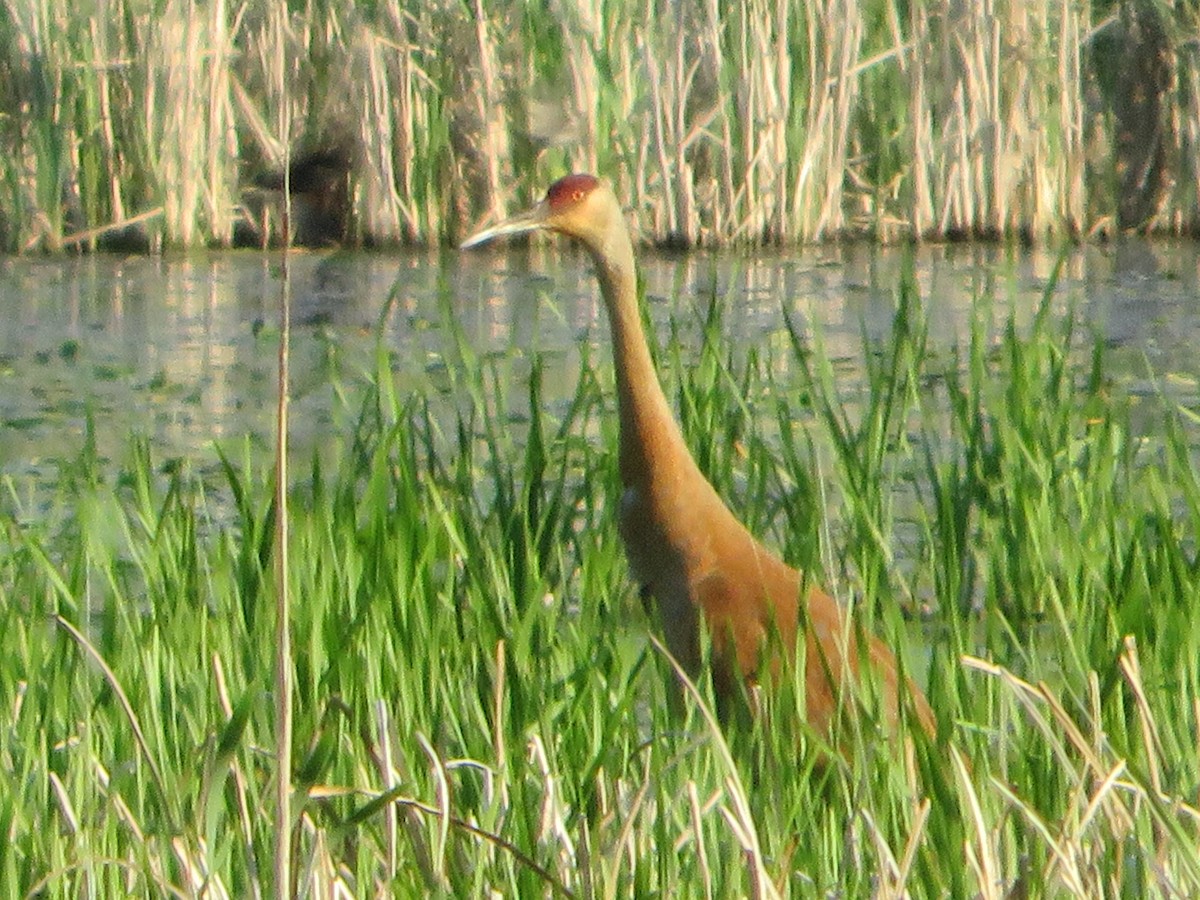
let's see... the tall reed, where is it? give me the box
[0,1,1196,249]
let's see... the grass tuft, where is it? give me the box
[2,261,1199,895]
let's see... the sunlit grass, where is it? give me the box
[0,2,1197,249]
[3,263,1200,896]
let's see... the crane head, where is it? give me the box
[461,173,618,250]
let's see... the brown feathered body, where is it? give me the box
[464,174,934,736]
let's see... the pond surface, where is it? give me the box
[1,241,1198,509]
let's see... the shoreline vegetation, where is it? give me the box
[0,0,1198,251]
[4,266,1200,895]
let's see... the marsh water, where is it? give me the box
[2,241,1199,510]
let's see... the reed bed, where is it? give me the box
[3,263,1199,896]
[0,0,1198,250]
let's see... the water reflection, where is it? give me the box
[0,242,1197,498]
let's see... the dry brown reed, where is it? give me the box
[0,0,1197,249]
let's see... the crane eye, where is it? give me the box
[573,190,584,202]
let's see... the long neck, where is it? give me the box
[586,226,690,487]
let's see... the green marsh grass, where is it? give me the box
[3,263,1200,896]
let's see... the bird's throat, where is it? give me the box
[590,240,689,491]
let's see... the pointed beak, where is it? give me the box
[460,200,551,249]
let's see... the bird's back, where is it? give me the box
[622,456,934,736]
